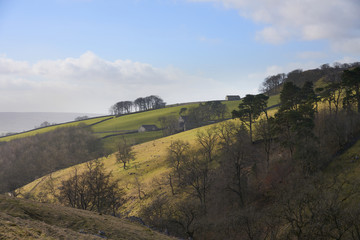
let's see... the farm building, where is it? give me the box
[138,125,159,132]
[225,95,241,101]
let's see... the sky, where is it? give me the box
[0,0,359,114]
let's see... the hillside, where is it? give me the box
[18,103,282,214]
[0,115,112,142]
[0,97,281,151]
[16,67,360,239]
[0,112,102,135]
[17,122,211,212]
[0,194,173,240]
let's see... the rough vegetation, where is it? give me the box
[0,194,173,240]
[0,125,104,193]
[4,63,360,239]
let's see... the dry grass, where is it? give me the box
[0,194,174,240]
[16,95,282,217]
[17,122,222,215]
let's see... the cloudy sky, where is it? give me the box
[0,0,359,114]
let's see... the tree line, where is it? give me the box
[109,95,165,115]
[260,61,360,96]
[158,101,229,137]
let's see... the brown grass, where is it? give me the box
[0,194,174,240]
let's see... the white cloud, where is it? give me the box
[0,56,30,75]
[255,27,288,44]
[0,52,234,113]
[189,0,360,53]
[335,56,359,64]
[332,37,360,54]
[297,51,327,60]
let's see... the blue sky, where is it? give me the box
[0,0,359,113]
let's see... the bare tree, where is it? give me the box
[179,150,213,212]
[166,140,190,182]
[158,115,179,136]
[134,97,146,111]
[260,73,286,95]
[58,159,124,214]
[218,123,255,207]
[116,138,136,169]
[197,127,218,163]
[255,118,274,170]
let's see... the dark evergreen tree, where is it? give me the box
[342,67,360,112]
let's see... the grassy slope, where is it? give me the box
[92,96,279,150]
[15,95,281,215]
[90,100,241,133]
[0,116,112,142]
[0,194,173,240]
[109,96,279,132]
[18,110,279,216]
[0,95,280,147]
[17,123,213,214]
[325,140,360,180]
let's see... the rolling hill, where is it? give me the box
[18,102,282,215]
[0,96,280,151]
[16,122,211,215]
[9,64,360,239]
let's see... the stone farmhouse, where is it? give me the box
[138,125,159,133]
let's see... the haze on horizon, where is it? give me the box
[0,0,359,114]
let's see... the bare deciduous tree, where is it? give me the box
[116,138,136,169]
[58,159,124,215]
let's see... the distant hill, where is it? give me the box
[0,112,102,135]
[260,62,360,96]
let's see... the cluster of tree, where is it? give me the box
[0,125,104,193]
[182,101,228,129]
[232,93,269,143]
[49,138,134,215]
[138,67,360,239]
[110,95,165,115]
[35,121,56,129]
[260,73,286,95]
[158,115,179,136]
[74,115,89,121]
[140,123,260,239]
[156,101,229,137]
[260,61,360,96]
[57,159,124,215]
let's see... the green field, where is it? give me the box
[0,116,113,142]
[0,95,281,151]
[91,96,279,141]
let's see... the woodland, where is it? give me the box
[1,62,360,239]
